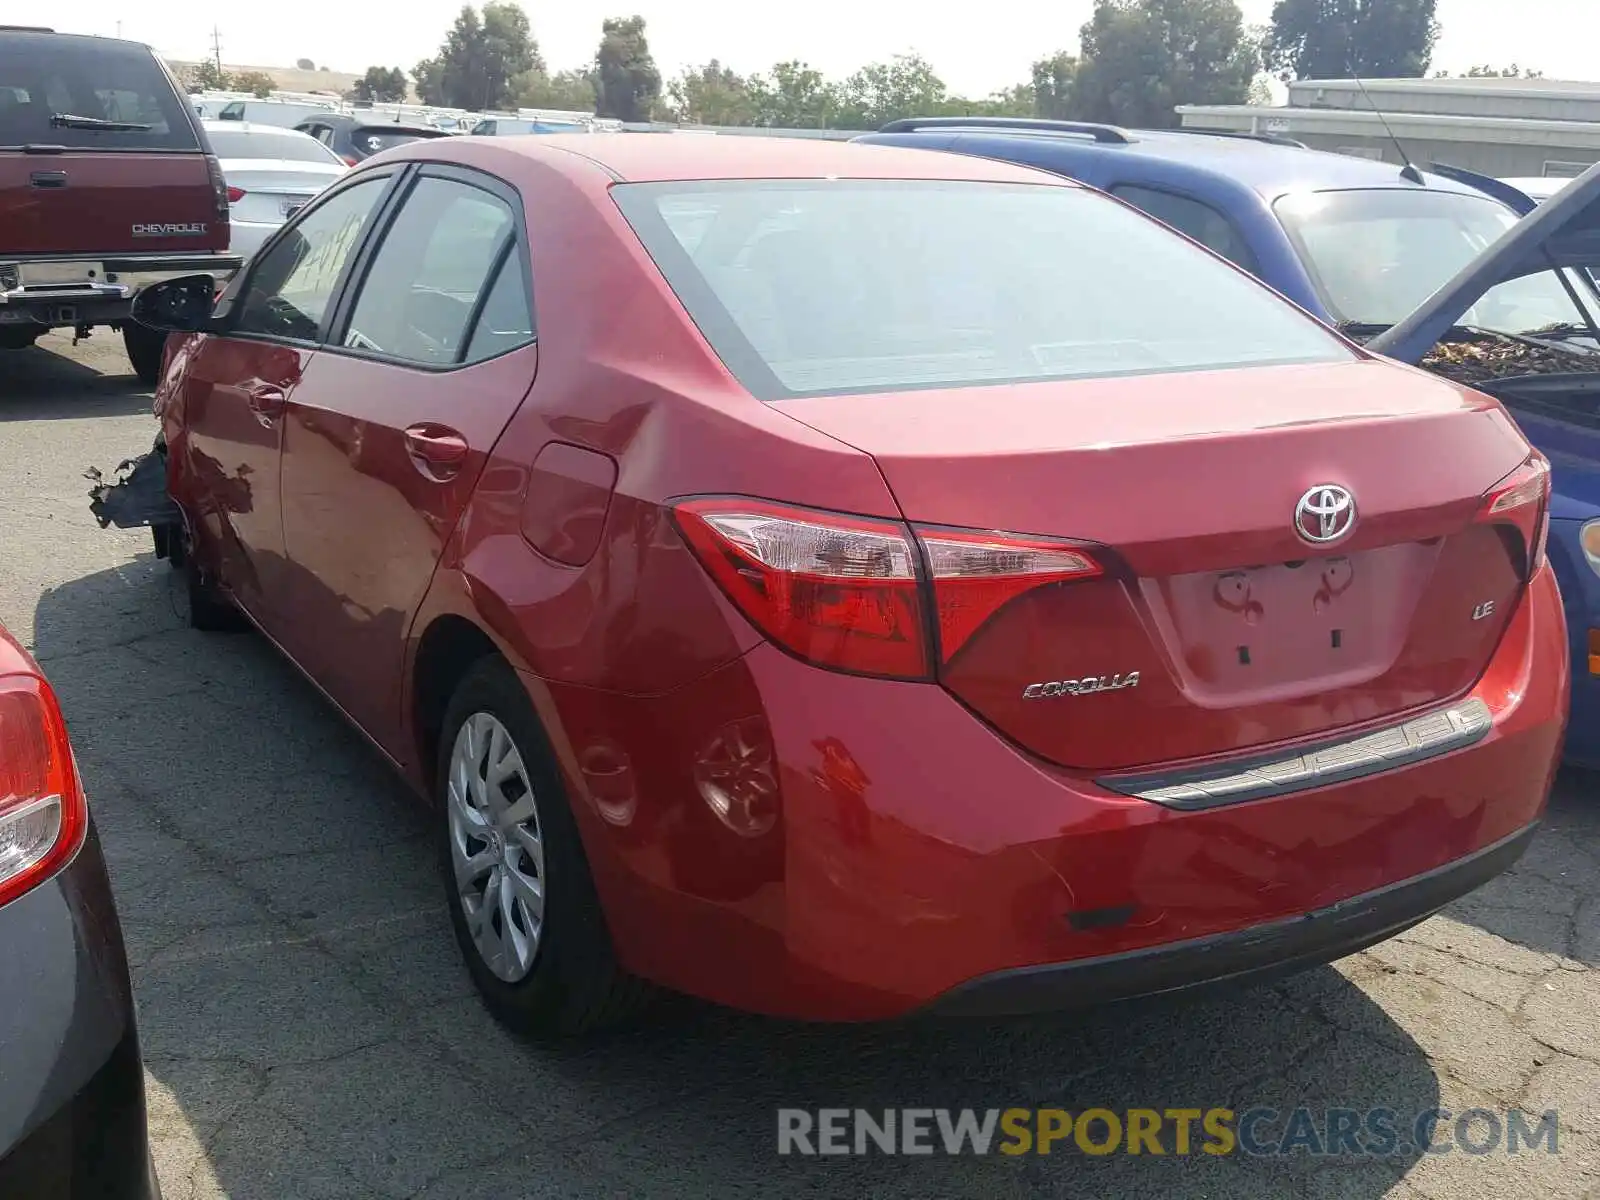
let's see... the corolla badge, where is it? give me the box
[1023,672,1140,699]
[1294,483,1357,545]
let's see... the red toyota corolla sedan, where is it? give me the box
[125,134,1567,1036]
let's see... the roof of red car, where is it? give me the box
[451,132,1079,186]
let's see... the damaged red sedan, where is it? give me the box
[121,134,1566,1035]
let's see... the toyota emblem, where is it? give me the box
[1294,484,1356,544]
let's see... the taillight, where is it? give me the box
[341,155,360,167]
[226,186,246,203]
[672,498,1107,679]
[916,526,1102,663]
[672,499,929,679]
[206,153,230,220]
[1478,451,1551,575]
[0,674,87,909]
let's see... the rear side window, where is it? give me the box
[206,128,345,164]
[613,180,1353,401]
[0,36,197,150]
[1109,185,1259,273]
[342,176,519,365]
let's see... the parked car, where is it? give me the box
[859,117,1600,765]
[293,112,451,166]
[201,121,347,260]
[470,117,586,136]
[121,134,1563,1036]
[0,620,158,1197]
[0,27,242,384]
[214,98,339,129]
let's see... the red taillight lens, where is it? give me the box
[342,155,360,167]
[673,498,1108,679]
[916,527,1102,663]
[205,153,230,220]
[672,498,930,680]
[226,186,246,203]
[1478,451,1551,574]
[0,675,86,909]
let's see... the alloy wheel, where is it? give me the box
[447,712,546,982]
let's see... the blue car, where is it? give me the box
[858,117,1600,765]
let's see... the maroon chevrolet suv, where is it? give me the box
[0,27,240,384]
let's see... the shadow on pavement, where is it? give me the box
[0,338,152,422]
[33,561,1448,1200]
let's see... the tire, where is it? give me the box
[437,657,651,1038]
[123,322,166,387]
[184,555,246,632]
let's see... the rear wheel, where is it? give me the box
[437,658,651,1038]
[122,322,165,386]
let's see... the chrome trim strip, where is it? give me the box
[1099,697,1493,810]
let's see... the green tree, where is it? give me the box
[836,53,947,129]
[1264,0,1438,80]
[748,61,840,128]
[1075,0,1258,128]
[232,70,278,98]
[667,60,757,125]
[352,66,409,103]
[594,16,661,121]
[413,3,541,111]
[183,60,232,91]
[513,68,597,111]
[1029,50,1079,118]
[295,57,316,71]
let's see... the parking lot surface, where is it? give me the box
[2,332,1598,1200]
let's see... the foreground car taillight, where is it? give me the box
[1478,451,1551,575]
[205,153,230,220]
[672,498,1105,679]
[0,675,86,908]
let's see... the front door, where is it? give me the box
[177,172,395,628]
[276,166,537,756]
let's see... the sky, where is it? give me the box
[59,0,1599,99]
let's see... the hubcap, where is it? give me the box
[447,713,545,983]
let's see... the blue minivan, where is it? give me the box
[859,118,1600,764]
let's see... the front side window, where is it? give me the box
[341,176,518,365]
[612,179,1353,401]
[1274,188,1600,340]
[235,177,390,341]
[1110,185,1259,273]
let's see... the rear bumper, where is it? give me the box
[0,253,242,328]
[548,562,1567,1022]
[925,820,1538,1017]
[0,823,155,1198]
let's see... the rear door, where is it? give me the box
[176,171,397,627]
[0,33,222,255]
[276,164,537,753]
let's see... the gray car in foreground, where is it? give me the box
[0,620,157,1198]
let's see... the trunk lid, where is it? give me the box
[0,151,222,254]
[218,159,343,227]
[775,359,1535,772]
[1371,157,1600,365]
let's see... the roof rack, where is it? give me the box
[1165,126,1308,149]
[875,116,1135,144]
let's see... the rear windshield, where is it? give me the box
[354,127,445,154]
[206,127,344,164]
[0,36,197,151]
[612,180,1354,400]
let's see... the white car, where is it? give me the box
[203,121,348,260]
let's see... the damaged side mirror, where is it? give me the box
[130,274,222,334]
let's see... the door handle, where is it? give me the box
[29,171,67,189]
[245,385,286,425]
[404,423,470,479]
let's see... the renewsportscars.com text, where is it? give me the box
[776,1107,1561,1157]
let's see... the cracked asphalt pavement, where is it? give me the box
[2,332,1598,1200]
